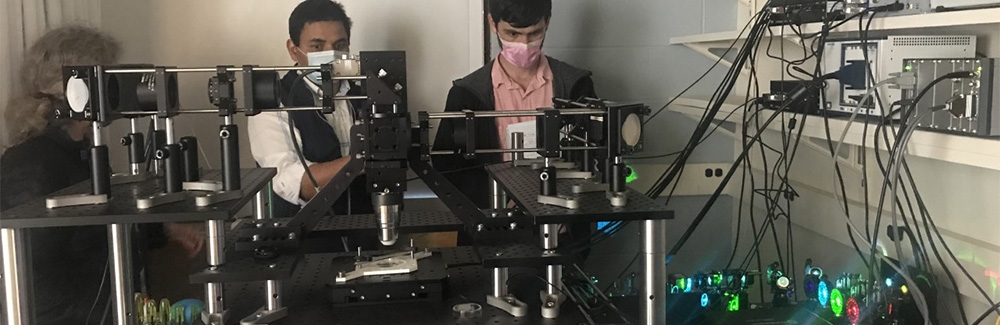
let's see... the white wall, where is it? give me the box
[99,0,483,171]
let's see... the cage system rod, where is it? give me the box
[118,101,367,116]
[429,146,604,155]
[425,108,606,119]
[104,66,370,75]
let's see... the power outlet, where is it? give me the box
[671,163,732,196]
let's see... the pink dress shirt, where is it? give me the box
[492,57,554,157]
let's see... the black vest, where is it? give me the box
[271,71,374,219]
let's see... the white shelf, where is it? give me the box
[670,7,1000,45]
[669,97,1000,171]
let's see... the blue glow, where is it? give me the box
[684,278,693,293]
[818,281,830,307]
[885,278,893,287]
[597,221,610,232]
[701,293,710,307]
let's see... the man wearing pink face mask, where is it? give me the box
[433,0,596,210]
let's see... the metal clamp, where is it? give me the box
[183,181,224,192]
[110,172,152,185]
[195,190,242,207]
[529,161,576,170]
[202,309,229,325]
[556,170,593,180]
[486,295,528,317]
[540,292,564,319]
[239,280,287,325]
[572,181,608,194]
[136,191,186,210]
[46,193,109,209]
[335,250,432,283]
[537,195,579,210]
[606,191,628,207]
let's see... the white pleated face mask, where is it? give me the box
[304,50,352,86]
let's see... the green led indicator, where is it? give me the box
[830,288,845,317]
[904,65,912,72]
[625,165,637,183]
[726,293,740,312]
[712,274,723,286]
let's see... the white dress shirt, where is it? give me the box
[247,79,354,205]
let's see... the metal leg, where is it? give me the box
[485,179,527,317]
[640,220,667,325]
[540,224,563,319]
[203,220,228,325]
[2,228,33,325]
[239,279,287,325]
[252,187,270,220]
[240,187,288,325]
[108,224,135,325]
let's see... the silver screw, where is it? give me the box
[507,211,514,217]
[420,285,425,290]
[350,289,356,293]
[361,295,366,300]
[509,222,517,230]
[252,234,260,241]
[495,251,503,257]
[386,294,391,298]
[546,301,555,307]
[287,232,296,240]
[411,292,416,297]
[476,224,484,231]
[269,264,276,268]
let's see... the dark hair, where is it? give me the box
[288,0,353,46]
[488,0,552,28]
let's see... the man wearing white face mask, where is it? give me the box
[432,0,597,210]
[248,0,375,235]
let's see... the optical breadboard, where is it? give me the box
[822,35,976,117]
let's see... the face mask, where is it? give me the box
[303,49,353,86]
[498,36,544,68]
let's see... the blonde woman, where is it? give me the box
[0,25,201,324]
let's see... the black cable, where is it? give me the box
[646,7,772,199]
[84,258,110,325]
[505,272,575,303]
[404,160,511,182]
[971,301,1000,325]
[285,72,321,190]
[629,98,754,160]
[642,3,770,126]
[664,71,834,266]
[902,159,1000,317]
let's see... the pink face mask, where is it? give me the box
[498,36,544,68]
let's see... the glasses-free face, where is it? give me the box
[287,21,350,65]
[489,15,548,44]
